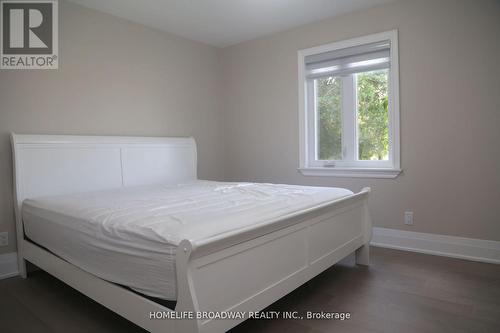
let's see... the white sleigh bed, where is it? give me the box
[11,134,372,333]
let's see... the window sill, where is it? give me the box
[298,167,401,179]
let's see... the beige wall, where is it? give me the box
[221,0,500,241]
[0,1,225,254]
[1,0,499,256]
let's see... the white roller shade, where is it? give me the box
[305,40,390,79]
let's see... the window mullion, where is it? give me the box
[341,75,356,163]
[306,79,320,166]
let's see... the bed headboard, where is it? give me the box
[11,133,197,206]
[11,133,197,276]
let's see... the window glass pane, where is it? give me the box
[356,69,389,160]
[316,77,342,160]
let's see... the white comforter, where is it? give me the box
[22,181,353,300]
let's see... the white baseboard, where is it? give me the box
[0,252,19,279]
[371,227,500,265]
[1,229,498,281]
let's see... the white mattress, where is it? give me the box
[22,180,353,300]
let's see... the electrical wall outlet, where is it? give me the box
[404,211,414,225]
[0,232,8,246]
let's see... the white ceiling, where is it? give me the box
[67,0,395,47]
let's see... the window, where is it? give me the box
[298,30,400,178]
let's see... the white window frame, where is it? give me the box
[298,30,401,178]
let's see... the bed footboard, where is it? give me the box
[17,189,370,333]
[175,188,371,333]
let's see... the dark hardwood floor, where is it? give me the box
[1,247,499,333]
